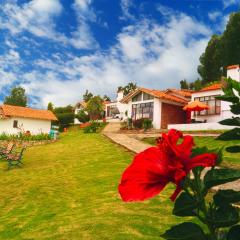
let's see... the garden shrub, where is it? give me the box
[127,118,132,129]
[120,121,128,130]
[75,110,90,123]
[133,118,152,129]
[143,119,153,130]
[0,133,51,141]
[132,118,144,129]
[83,121,107,133]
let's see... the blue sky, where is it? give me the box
[0,0,239,107]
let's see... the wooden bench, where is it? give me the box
[5,146,26,169]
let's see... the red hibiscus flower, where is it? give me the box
[118,129,217,202]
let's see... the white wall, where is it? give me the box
[0,117,52,135]
[227,67,240,81]
[153,98,161,129]
[168,123,234,131]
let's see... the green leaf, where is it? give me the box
[219,117,240,126]
[215,95,239,103]
[227,225,240,240]
[191,147,209,157]
[204,168,240,189]
[192,146,223,165]
[209,205,239,228]
[231,79,240,94]
[172,192,197,216]
[230,104,240,115]
[226,145,240,153]
[214,190,240,206]
[161,222,207,240]
[217,128,240,141]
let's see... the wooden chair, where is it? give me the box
[5,146,26,169]
[0,142,15,158]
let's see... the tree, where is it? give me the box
[85,96,103,119]
[47,102,54,111]
[4,86,27,107]
[118,82,137,96]
[193,78,203,91]
[103,95,111,101]
[83,90,93,102]
[180,79,189,89]
[54,105,74,131]
[75,110,90,123]
[197,35,222,84]
[221,12,240,71]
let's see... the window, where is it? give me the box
[194,95,221,116]
[13,120,18,128]
[132,93,142,102]
[143,93,154,100]
[132,102,154,120]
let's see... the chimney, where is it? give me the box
[227,65,240,82]
[117,90,124,102]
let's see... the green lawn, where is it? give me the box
[142,136,240,168]
[0,131,188,240]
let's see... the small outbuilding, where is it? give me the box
[0,104,57,135]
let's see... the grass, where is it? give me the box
[0,131,189,240]
[142,136,240,168]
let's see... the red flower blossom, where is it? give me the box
[118,129,217,202]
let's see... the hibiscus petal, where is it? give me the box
[186,153,217,172]
[118,147,170,202]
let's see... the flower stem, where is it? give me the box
[192,170,218,240]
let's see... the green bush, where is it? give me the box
[75,110,90,123]
[83,121,107,133]
[0,133,51,141]
[127,118,133,129]
[56,112,75,131]
[120,121,128,130]
[143,119,153,130]
[133,118,145,129]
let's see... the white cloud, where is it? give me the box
[70,0,98,49]
[0,0,62,37]
[14,9,212,107]
[0,3,217,108]
[74,0,92,12]
[120,0,135,20]
[119,34,145,60]
[223,0,239,8]
[208,11,221,21]
[0,0,98,50]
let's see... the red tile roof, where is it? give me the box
[121,87,188,105]
[199,83,223,92]
[165,89,193,98]
[227,65,239,70]
[0,105,57,121]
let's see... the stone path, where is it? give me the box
[102,122,151,153]
[102,122,240,193]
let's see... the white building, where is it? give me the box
[168,65,240,130]
[0,104,57,135]
[107,87,192,129]
[105,90,129,120]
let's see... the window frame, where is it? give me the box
[194,95,221,116]
[131,102,154,120]
[13,120,18,128]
